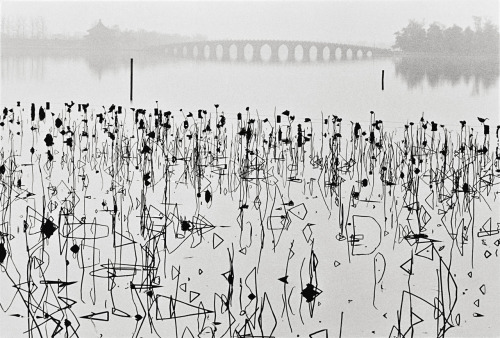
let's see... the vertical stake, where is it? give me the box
[130,58,134,101]
[382,69,384,91]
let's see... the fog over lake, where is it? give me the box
[1,51,498,126]
[1,2,499,338]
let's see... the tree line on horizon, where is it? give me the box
[1,16,48,39]
[393,17,499,55]
[1,16,206,46]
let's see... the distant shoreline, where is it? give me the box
[1,39,152,53]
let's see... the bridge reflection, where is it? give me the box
[155,40,392,62]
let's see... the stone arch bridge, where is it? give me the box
[153,39,392,62]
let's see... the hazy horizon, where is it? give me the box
[2,0,499,46]
[1,2,499,338]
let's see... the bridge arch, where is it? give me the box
[335,47,342,60]
[260,44,272,62]
[356,49,363,59]
[278,44,289,62]
[322,46,331,61]
[294,45,304,62]
[229,44,238,61]
[366,50,373,58]
[309,45,318,62]
[346,48,353,60]
[244,43,254,61]
[203,45,211,59]
[216,44,224,60]
[192,46,199,58]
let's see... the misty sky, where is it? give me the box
[2,0,499,45]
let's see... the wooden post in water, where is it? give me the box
[130,58,134,101]
[381,70,384,91]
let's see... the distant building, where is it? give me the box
[85,19,117,45]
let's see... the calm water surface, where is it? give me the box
[1,53,498,126]
[0,51,499,337]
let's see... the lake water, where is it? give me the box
[1,51,499,337]
[1,52,498,127]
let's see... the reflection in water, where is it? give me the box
[1,53,47,82]
[4,50,498,93]
[2,50,498,124]
[1,49,379,81]
[84,52,167,79]
[394,56,499,94]
[1,49,170,80]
